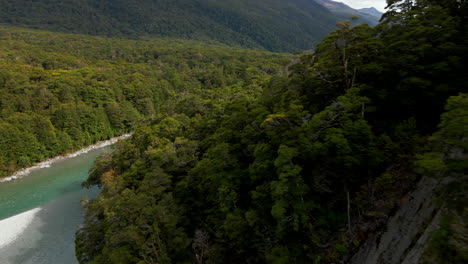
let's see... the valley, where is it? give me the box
[0,1,466,263]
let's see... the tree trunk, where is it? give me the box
[347,190,351,233]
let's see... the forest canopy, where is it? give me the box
[76,0,467,263]
[0,0,341,52]
[0,26,288,177]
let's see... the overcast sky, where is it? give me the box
[338,0,388,12]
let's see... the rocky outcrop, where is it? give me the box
[350,176,442,264]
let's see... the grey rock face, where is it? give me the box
[350,176,441,264]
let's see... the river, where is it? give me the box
[0,145,112,264]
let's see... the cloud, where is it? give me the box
[338,0,388,12]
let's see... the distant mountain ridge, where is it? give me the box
[0,0,382,52]
[0,0,338,52]
[314,0,381,26]
[358,7,384,19]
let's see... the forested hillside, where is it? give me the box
[0,0,339,52]
[76,0,467,263]
[0,26,288,177]
[315,0,381,26]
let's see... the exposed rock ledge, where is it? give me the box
[350,176,442,264]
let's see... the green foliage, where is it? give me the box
[416,94,468,176]
[72,1,467,263]
[433,94,468,152]
[0,0,342,52]
[78,53,382,264]
[374,0,468,130]
[415,153,446,176]
[425,213,468,264]
[334,244,347,254]
[413,93,468,263]
[0,26,287,177]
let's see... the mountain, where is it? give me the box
[358,7,384,19]
[0,0,339,52]
[315,0,381,26]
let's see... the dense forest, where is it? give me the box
[75,0,467,263]
[0,26,288,177]
[0,0,378,52]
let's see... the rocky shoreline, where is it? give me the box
[0,134,132,183]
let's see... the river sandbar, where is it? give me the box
[0,207,42,248]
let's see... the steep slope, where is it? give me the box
[350,176,442,264]
[315,0,381,26]
[0,0,338,52]
[358,7,384,19]
[75,1,468,262]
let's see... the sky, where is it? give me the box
[338,0,388,12]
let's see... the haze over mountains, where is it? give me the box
[315,0,381,26]
[358,7,384,18]
[0,0,381,52]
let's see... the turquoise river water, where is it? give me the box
[0,146,112,264]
